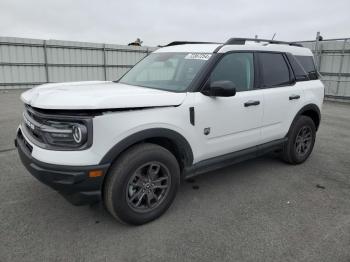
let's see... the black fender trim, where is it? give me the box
[288,104,321,136]
[99,128,194,166]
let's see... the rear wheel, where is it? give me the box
[282,116,316,164]
[104,143,180,225]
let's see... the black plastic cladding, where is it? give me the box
[99,128,194,167]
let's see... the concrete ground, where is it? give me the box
[0,89,349,262]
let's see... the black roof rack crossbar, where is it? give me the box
[225,38,303,47]
[164,41,221,47]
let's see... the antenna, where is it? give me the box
[272,33,276,40]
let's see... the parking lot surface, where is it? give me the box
[0,89,349,262]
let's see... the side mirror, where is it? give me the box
[202,80,236,97]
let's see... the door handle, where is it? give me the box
[244,100,260,107]
[289,95,300,100]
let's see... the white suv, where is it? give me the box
[16,38,324,225]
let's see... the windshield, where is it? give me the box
[118,52,212,92]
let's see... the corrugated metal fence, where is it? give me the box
[1,36,349,99]
[0,37,157,89]
[299,36,350,99]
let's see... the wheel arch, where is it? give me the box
[288,104,321,136]
[99,128,194,171]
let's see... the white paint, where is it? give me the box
[21,81,186,110]
[18,43,324,167]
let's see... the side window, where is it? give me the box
[259,53,291,87]
[286,53,309,81]
[210,53,254,92]
[295,56,319,80]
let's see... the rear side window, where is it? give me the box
[286,53,309,81]
[295,56,318,80]
[259,53,291,87]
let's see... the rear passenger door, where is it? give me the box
[258,52,304,143]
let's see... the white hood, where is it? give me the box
[21,81,187,110]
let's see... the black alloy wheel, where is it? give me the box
[126,162,171,212]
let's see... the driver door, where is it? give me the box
[194,52,264,162]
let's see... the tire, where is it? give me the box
[104,143,180,225]
[282,115,316,164]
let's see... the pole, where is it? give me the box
[314,32,321,71]
[43,40,49,83]
[103,44,107,80]
[336,39,347,95]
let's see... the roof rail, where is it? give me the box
[225,38,303,47]
[164,41,221,47]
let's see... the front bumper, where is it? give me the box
[15,129,110,205]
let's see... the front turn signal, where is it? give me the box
[88,170,103,178]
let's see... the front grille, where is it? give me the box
[26,106,44,124]
[22,106,46,144]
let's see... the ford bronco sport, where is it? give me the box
[16,38,324,225]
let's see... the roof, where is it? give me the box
[154,44,221,53]
[154,42,312,56]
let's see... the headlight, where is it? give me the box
[72,125,83,143]
[22,106,93,151]
[41,121,90,149]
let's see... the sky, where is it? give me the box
[0,0,349,47]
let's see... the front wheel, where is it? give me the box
[104,143,180,225]
[282,116,316,164]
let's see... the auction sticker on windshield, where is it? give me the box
[185,53,212,60]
